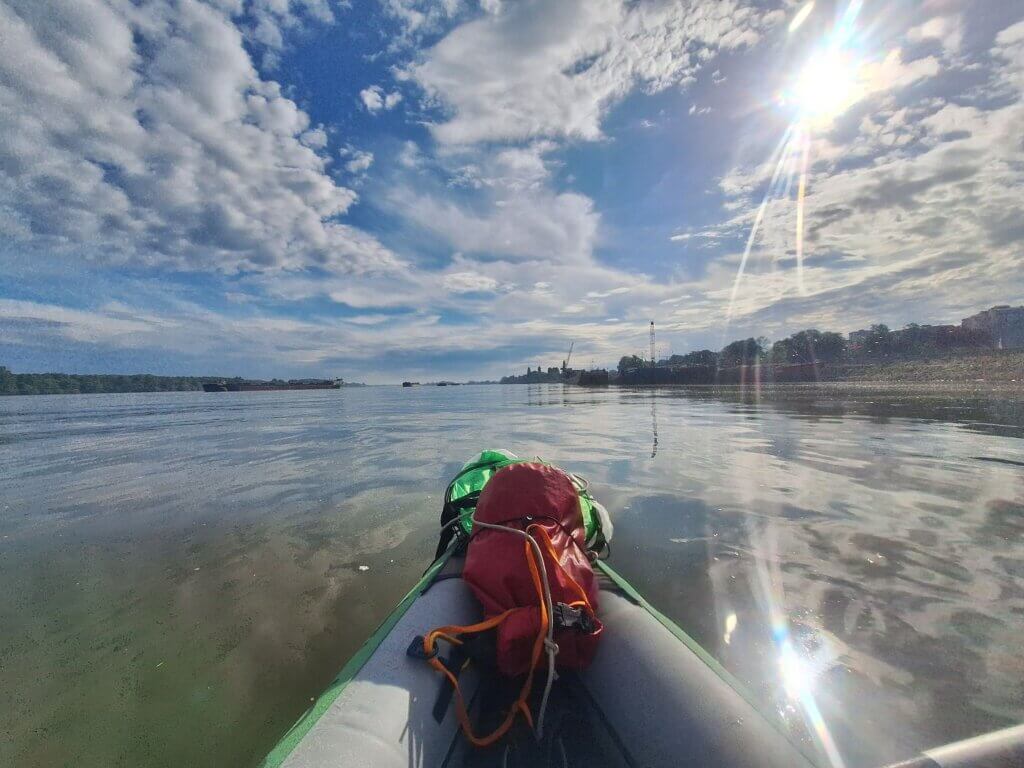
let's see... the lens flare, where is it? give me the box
[795,129,810,295]
[789,49,864,125]
[789,2,815,34]
[727,0,869,330]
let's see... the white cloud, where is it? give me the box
[393,186,598,264]
[907,15,963,56]
[44,290,619,381]
[397,140,425,168]
[344,150,375,174]
[443,272,500,293]
[0,298,168,345]
[0,0,397,274]
[6,1,1020,381]
[387,141,599,264]
[705,21,1024,332]
[360,86,384,111]
[408,0,777,145]
[359,84,403,112]
[379,0,463,42]
[585,287,630,299]
[244,0,338,69]
[301,126,329,148]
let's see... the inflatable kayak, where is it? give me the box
[261,452,1024,768]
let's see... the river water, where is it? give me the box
[1,384,1022,767]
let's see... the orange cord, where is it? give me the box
[529,524,594,613]
[420,536,551,748]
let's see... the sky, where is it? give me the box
[1,0,1022,383]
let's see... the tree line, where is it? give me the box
[618,323,994,374]
[0,367,217,396]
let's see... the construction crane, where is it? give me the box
[649,321,656,366]
[562,341,574,373]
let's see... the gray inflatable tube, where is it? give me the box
[261,552,817,768]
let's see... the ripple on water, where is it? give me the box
[1,385,1023,768]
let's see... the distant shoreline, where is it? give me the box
[512,352,1024,388]
[0,368,364,396]
[3,352,1020,396]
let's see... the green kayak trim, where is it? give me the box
[260,548,455,768]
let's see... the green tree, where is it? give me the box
[719,338,763,366]
[617,355,645,374]
[0,367,17,395]
[771,329,846,364]
[690,350,719,366]
[865,324,892,356]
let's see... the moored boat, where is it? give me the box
[563,369,610,386]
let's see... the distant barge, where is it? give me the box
[202,379,341,392]
[565,369,610,386]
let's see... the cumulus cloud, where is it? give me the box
[244,0,339,69]
[0,286,662,381]
[443,271,500,294]
[379,0,464,43]
[398,187,598,264]
[0,0,396,274]
[343,149,375,174]
[707,20,1024,332]
[408,0,778,144]
[359,84,403,112]
[378,140,601,266]
[4,0,1021,380]
[0,298,167,344]
[907,15,963,56]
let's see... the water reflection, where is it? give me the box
[651,392,659,458]
[1,384,1022,767]
[605,384,1023,767]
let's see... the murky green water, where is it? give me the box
[1,384,1022,767]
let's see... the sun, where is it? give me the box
[788,48,864,125]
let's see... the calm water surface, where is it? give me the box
[2,384,1022,767]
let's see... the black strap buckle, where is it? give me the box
[407,635,438,660]
[553,602,595,634]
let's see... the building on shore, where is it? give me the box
[891,324,958,346]
[961,305,1024,350]
[848,329,871,347]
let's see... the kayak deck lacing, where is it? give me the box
[420,518,563,746]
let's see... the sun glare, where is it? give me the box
[789,49,863,125]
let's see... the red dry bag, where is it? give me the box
[418,462,603,747]
[465,462,603,676]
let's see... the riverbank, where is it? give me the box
[613,351,1023,387]
[828,352,1023,384]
